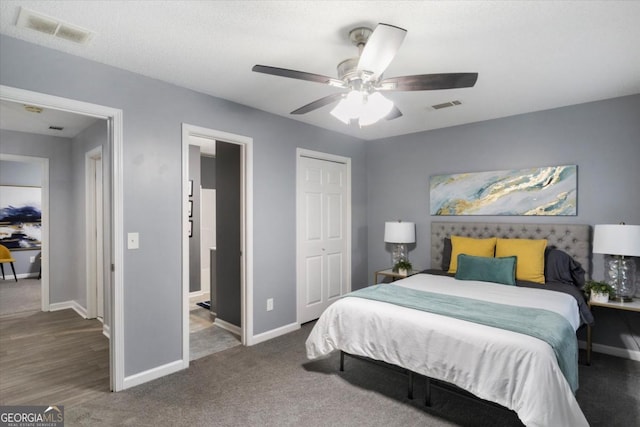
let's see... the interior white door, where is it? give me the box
[86,147,104,321]
[95,156,104,319]
[297,154,349,323]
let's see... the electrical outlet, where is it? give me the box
[266,298,274,311]
[127,232,139,249]
[30,256,35,263]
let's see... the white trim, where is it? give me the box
[295,148,352,325]
[49,300,88,319]
[85,146,103,320]
[189,290,207,298]
[103,323,111,339]
[0,85,125,392]
[181,123,254,368]
[579,340,640,362]
[4,273,39,280]
[213,318,242,336]
[251,322,300,345]
[122,360,184,390]
[0,153,49,310]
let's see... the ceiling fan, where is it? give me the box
[252,23,478,126]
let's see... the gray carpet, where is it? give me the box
[66,322,639,427]
[0,278,40,316]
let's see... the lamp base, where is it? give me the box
[391,243,408,266]
[604,255,637,302]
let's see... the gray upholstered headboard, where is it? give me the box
[430,222,592,280]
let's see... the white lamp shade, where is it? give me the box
[384,221,415,244]
[593,224,640,256]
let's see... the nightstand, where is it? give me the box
[586,299,640,365]
[374,268,423,284]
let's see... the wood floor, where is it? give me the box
[0,308,110,407]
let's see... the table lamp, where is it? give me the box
[593,223,640,302]
[384,220,415,266]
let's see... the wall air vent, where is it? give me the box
[431,100,462,110]
[16,7,94,45]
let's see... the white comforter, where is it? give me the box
[305,274,588,427]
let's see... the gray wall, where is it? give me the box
[0,129,75,302]
[0,158,42,276]
[366,94,640,352]
[70,120,110,324]
[0,34,368,377]
[201,156,216,189]
[188,145,201,293]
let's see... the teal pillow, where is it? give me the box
[455,254,517,286]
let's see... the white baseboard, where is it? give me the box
[49,300,87,319]
[122,359,185,390]
[189,290,208,298]
[103,323,111,339]
[2,272,38,280]
[214,318,241,336]
[249,322,300,346]
[579,340,640,362]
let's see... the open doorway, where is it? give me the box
[181,123,254,365]
[0,85,124,391]
[0,154,46,314]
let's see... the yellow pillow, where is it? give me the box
[495,238,547,284]
[448,236,497,273]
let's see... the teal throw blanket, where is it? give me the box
[348,284,578,393]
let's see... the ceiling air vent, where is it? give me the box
[16,7,94,45]
[431,100,462,110]
[48,126,64,131]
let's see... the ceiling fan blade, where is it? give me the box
[290,92,345,115]
[252,65,346,88]
[378,73,478,91]
[386,105,403,121]
[357,23,407,79]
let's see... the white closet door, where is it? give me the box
[297,154,349,323]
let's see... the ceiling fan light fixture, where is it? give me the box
[331,90,394,126]
[330,91,363,124]
[359,92,394,126]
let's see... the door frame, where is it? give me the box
[295,148,352,325]
[0,85,125,392]
[85,146,104,321]
[181,123,254,365]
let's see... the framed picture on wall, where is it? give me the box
[0,185,42,250]
[188,200,193,217]
[188,220,193,237]
[188,180,193,197]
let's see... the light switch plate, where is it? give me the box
[127,232,139,249]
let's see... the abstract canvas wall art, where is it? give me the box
[430,165,577,216]
[0,185,42,249]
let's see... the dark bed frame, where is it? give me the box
[339,221,592,411]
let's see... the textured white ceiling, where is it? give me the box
[1,1,639,140]
[0,100,101,138]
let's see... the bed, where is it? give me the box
[306,222,593,427]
